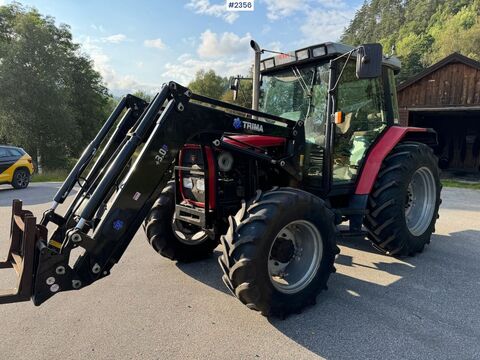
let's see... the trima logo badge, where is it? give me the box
[233,117,242,129]
[232,117,264,133]
[113,219,124,231]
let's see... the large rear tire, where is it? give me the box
[219,187,339,318]
[364,142,441,256]
[144,182,220,262]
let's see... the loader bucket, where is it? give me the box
[0,199,44,304]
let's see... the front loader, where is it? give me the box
[0,41,441,317]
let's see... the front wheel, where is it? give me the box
[219,187,339,318]
[12,168,30,189]
[144,182,220,262]
[364,142,441,256]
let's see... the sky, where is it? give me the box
[1,0,363,95]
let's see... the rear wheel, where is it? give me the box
[12,168,30,189]
[144,182,220,262]
[219,187,338,318]
[364,142,441,256]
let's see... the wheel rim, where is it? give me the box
[268,220,323,294]
[172,219,209,245]
[16,172,28,187]
[404,167,436,236]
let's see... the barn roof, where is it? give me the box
[398,52,480,92]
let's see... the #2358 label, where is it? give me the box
[226,0,254,11]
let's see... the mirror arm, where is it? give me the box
[328,50,354,95]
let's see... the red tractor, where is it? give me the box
[0,41,441,318]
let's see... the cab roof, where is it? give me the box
[260,42,401,73]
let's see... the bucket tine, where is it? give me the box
[0,199,38,304]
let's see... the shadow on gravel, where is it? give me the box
[0,183,76,207]
[176,249,229,295]
[178,230,480,359]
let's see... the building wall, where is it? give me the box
[397,58,480,172]
[398,62,480,118]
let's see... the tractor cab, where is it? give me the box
[257,43,401,192]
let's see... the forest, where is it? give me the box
[342,0,480,82]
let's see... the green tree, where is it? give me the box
[188,69,228,100]
[425,3,480,63]
[0,3,110,169]
[341,0,480,82]
[132,90,153,103]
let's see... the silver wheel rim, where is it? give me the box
[172,219,208,245]
[405,167,436,236]
[16,172,28,187]
[268,220,323,294]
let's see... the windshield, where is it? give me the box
[259,62,329,123]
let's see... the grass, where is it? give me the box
[31,169,69,183]
[441,179,480,190]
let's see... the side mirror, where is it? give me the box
[356,43,383,79]
[230,77,240,101]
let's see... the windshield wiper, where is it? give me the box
[292,66,311,98]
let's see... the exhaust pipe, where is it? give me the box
[250,40,261,112]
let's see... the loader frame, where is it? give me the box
[0,81,305,305]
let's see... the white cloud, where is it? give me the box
[261,0,350,23]
[300,8,353,44]
[178,53,192,61]
[197,30,251,58]
[144,38,166,49]
[163,56,251,85]
[317,0,348,9]
[261,0,306,20]
[266,41,282,52]
[79,36,160,94]
[186,0,239,24]
[0,0,5,6]
[101,34,128,44]
[90,24,106,33]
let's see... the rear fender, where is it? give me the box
[355,126,437,195]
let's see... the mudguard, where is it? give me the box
[355,126,437,195]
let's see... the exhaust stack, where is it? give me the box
[250,40,261,111]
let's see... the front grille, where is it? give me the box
[179,147,205,204]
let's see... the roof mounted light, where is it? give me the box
[296,49,310,61]
[263,58,275,69]
[312,45,327,57]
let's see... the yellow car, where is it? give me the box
[0,145,34,189]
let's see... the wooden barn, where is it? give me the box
[397,53,480,173]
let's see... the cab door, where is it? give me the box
[331,60,390,185]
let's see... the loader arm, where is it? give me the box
[0,82,304,305]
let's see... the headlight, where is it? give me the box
[183,177,193,189]
[195,178,205,192]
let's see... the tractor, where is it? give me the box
[0,41,441,317]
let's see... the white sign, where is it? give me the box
[226,0,254,11]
